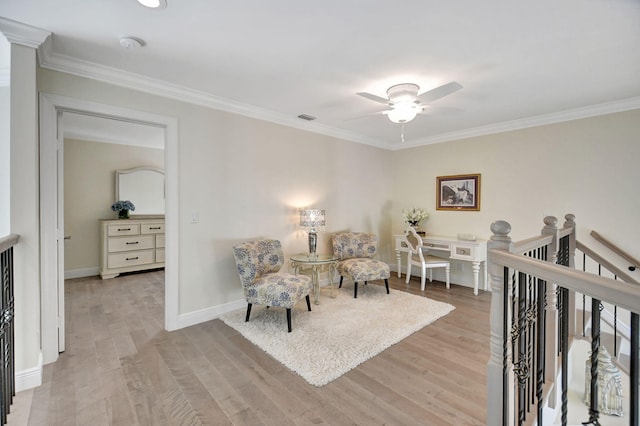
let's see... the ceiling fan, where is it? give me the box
[357,81,463,124]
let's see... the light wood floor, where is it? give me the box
[13,271,491,425]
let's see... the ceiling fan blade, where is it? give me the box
[356,92,390,105]
[417,81,463,104]
[417,105,461,115]
[344,110,390,121]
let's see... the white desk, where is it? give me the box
[394,234,488,295]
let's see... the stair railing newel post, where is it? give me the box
[541,216,561,410]
[487,220,515,426]
[562,214,576,269]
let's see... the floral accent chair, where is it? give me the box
[331,232,390,298]
[232,239,312,332]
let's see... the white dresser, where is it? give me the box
[99,217,165,279]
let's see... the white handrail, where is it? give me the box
[513,234,554,254]
[0,234,19,253]
[591,230,640,271]
[576,240,639,286]
[489,249,640,314]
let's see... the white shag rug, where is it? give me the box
[219,282,455,386]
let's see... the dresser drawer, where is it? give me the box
[423,241,451,251]
[156,234,165,248]
[108,250,154,268]
[108,224,140,236]
[108,235,155,252]
[100,218,166,279]
[450,243,477,260]
[142,223,165,234]
[156,248,165,263]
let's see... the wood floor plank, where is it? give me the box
[161,332,230,424]
[354,353,460,425]
[14,271,490,425]
[202,324,307,424]
[181,327,253,420]
[119,355,170,426]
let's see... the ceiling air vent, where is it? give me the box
[297,114,316,121]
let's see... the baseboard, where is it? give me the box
[175,274,344,330]
[16,352,43,392]
[175,298,247,330]
[64,267,99,279]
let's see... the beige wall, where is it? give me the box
[0,37,8,236]
[11,44,40,372]
[64,138,164,274]
[0,85,9,236]
[41,67,640,300]
[38,68,393,315]
[391,109,640,284]
[9,62,633,383]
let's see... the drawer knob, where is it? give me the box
[126,256,139,261]
[118,228,131,231]
[149,227,162,230]
[126,241,139,245]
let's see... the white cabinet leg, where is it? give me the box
[472,261,480,296]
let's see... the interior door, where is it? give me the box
[56,110,65,352]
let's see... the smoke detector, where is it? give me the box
[119,36,145,49]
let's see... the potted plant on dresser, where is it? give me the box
[111,200,135,219]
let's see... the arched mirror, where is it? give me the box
[115,166,165,215]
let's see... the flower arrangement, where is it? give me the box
[402,207,429,227]
[111,200,135,219]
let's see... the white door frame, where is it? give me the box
[56,109,65,353]
[39,92,179,364]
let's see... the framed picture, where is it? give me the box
[436,174,481,211]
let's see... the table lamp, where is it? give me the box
[299,209,325,257]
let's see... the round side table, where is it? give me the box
[290,254,339,305]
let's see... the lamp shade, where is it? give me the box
[299,209,325,227]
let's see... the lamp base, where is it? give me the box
[308,230,318,259]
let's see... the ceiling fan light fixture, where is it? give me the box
[387,102,421,124]
[387,83,420,103]
[357,81,461,129]
[136,0,167,9]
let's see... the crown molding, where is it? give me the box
[396,96,640,150]
[0,18,50,48]
[37,44,387,149]
[37,41,640,152]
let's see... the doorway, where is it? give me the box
[39,93,179,365]
[62,112,165,279]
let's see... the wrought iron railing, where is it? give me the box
[576,238,639,366]
[0,234,18,426]
[487,215,640,426]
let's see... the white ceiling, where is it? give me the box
[2,0,640,149]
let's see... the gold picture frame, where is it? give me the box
[436,174,481,211]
